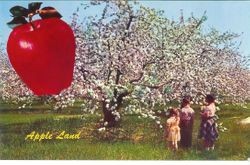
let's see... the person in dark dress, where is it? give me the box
[179,96,194,148]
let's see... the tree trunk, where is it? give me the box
[101,96,124,127]
[102,101,117,127]
[101,90,130,127]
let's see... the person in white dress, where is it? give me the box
[165,108,181,150]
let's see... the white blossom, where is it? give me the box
[98,127,106,132]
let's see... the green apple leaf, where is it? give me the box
[10,6,29,17]
[39,7,62,19]
[7,16,28,29]
[28,2,43,13]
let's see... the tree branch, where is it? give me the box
[132,79,176,89]
[129,60,157,84]
[122,15,134,41]
[106,40,113,83]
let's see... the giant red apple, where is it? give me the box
[7,5,76,95]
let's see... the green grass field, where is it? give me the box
[0,102,250,160]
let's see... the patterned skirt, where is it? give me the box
[198,118,218,142]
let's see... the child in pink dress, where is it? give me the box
[165,108,181,150]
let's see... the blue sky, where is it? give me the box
[1,1,250,58]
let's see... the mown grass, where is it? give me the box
[0,102,250,160]
[0,114,55,125]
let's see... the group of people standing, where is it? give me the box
[165,94,219,151]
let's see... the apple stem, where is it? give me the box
[28,13,37,30]
[29,18,36,30]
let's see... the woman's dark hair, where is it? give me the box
[181,96,192,108]
[205,94,215,103]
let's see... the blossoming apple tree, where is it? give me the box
[63,0,250,126]
[1,0,249,127]
[0,47,33,105]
